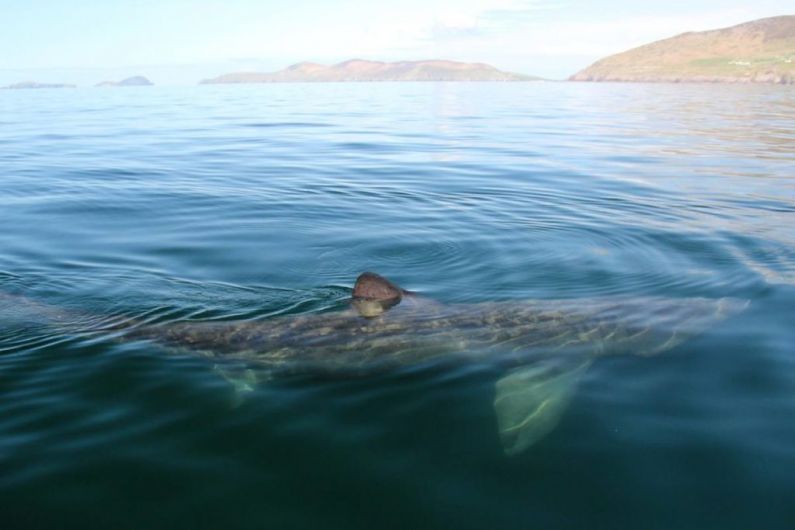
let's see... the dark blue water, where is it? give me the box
[1,83,793,529]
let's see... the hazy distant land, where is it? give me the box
[3,15,794,88]
[2,81,76,89]
[95,76,153,87]
[571,15,795,84]
[201,59,541,84]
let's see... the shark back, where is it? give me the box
[131,292,745,455]
[133,295,746,370]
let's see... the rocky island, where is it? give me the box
[201,59,539,83]
[95,76,153,87]
[2,81,76,89]
[570,15,794,84]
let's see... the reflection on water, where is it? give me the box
[0,83,794,530]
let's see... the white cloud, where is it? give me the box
[509,9,770,56]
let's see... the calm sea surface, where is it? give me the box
[0,83,793,529]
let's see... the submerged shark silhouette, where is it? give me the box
[118,272,746,455]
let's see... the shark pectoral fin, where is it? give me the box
[212,364,263,408]
[494,358,592,456]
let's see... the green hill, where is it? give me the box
[571,15,795,84]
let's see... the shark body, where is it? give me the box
[1,273,746,454]
[123,273,746,454]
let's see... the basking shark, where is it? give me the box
[1,272,746,455]
[121,272,744,455]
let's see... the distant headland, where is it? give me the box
[95,76,154,87]
[570,15,795,84]
[200,59,541,84]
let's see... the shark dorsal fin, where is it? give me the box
[352,272,406,318]
[353,272,405,301]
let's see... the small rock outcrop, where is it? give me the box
[2,81,76,89]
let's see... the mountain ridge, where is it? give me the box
[201,59,541,84]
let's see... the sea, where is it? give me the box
[0,82,793,529]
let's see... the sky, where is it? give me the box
[0,0,791,85]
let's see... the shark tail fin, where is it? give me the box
[494,358,592,456]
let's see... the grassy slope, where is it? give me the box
[570,15,795,83]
